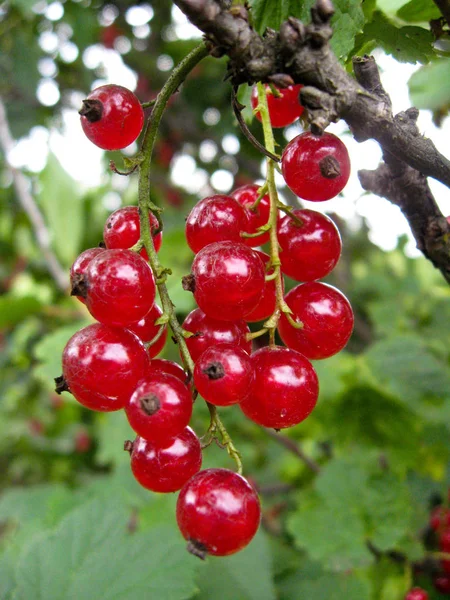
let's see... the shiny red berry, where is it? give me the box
[239,346,318,429]
[70,247,105,305]
[125,372,193,444]
[251,84,304,128]
[430,506,450,531]
[149,358,188,384]
[194,344,254,407]
[434,575,450,594]
[73,249,156,327]
[244,251,279,323]
[61,324,150,412]
[79,84,144,150]
[277,209,341,281]
[182,308,251,362]
[281,132,350,201]
[185,195,249,253]
[104,206,162,258]
[278,282,354,360]
[127,304,167,358]
[176,468,261,557]
[405,588,429,600]
[184,242,265,321]
[231,184,271,247]
[128,427,202,493]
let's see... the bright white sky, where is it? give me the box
[5,4,450,258]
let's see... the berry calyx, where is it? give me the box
[127,303,168,358]
[176,468,261,557]
[79,84,144,150]
[70,247,105,305]
[231,184,271,247]
[194,344,254,406]
[277,209,342,282]
[281,132,350,201]
[182,308,252,362]
[251,84,304,128]
[103,206,162,258]
[405,588,429,600]
[128,427,202,493]
[125,372,193,444]
[184,241,265,321]
[61,324,150,412]
[185,194,249,253]
[278,282,354,360]
[239,346,319,429]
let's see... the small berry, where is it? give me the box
[239,346,319,429]
[440,529,450,552]
[176,468,261,557]
[194,344,254,406]
[103,206,162,258]
[149,358,188,384]
[128,427,202,493]
[277,209,341,281]
[79,84,144,150]
[430,506,450,531]
[251,84,304,128]
[434,575,450,594]
[231,184,271,247]
[244,251,279,323]
[281,132,350,201]
[70,247,105,305]
[125,373,193,444]
[74,429,92,453]
[185,195,249,253]
[182,308,252,362]
[61,324,150,412]
[127,304,167,358]
[278,282,354,360]
[184,241,265,321]
[405,588,429,600]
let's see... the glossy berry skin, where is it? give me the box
[129,427,202,493]
[182,308,251,362]
[149,358,188,384]
[278,282,354,360]
[127,304,167,358]
[62,324,150,412]
[251,84,304,128]
[244,251,279,323]
[281,132,350,201]
[125,372,193,444]
[176,468,261,557]
[104,206,162,259]
[187,242,265,321]
[82,249,156,327]
[434,575,450,594]
[231,184,271,247]
[277,209,342,282]
[405,588,429,600]
[194,344,254,407]
[185,195,249,253]
[70,247,105,305]
[239,346,319,429]
[79,84,144,150]
[430,506,450,531]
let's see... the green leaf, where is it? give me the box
[13,498,200,600]
[409,60,450,111]
[96,410,134,466]
[397,0,441,22]
[196,529,276,600]
[38,154,84,267]
[0,295,41,328]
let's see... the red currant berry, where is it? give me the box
[278,282,354,360]
[176,468,261,557]
[128,427,202,493]
[251,84,304,128]
[79,84,144,150]
[61,324,150,411]
[185,195,249,253]
[127,304,167,358]
[73,249,156,327]
[405,588,429,600]
[184,242,265,321]
[194,344,254,407]
[281,132,350,201]
[239,346,318,429]
[434,575,450,594]
[277,209,341,281]
[440,529,450,552]
[231,184,271,247]
[244,251,279,323]
[125,372,193,444]
[182,308,251,362]
[430,506,450,531]
[70,247,105,305]
[149,358,188,384]
[104,206,162,259]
